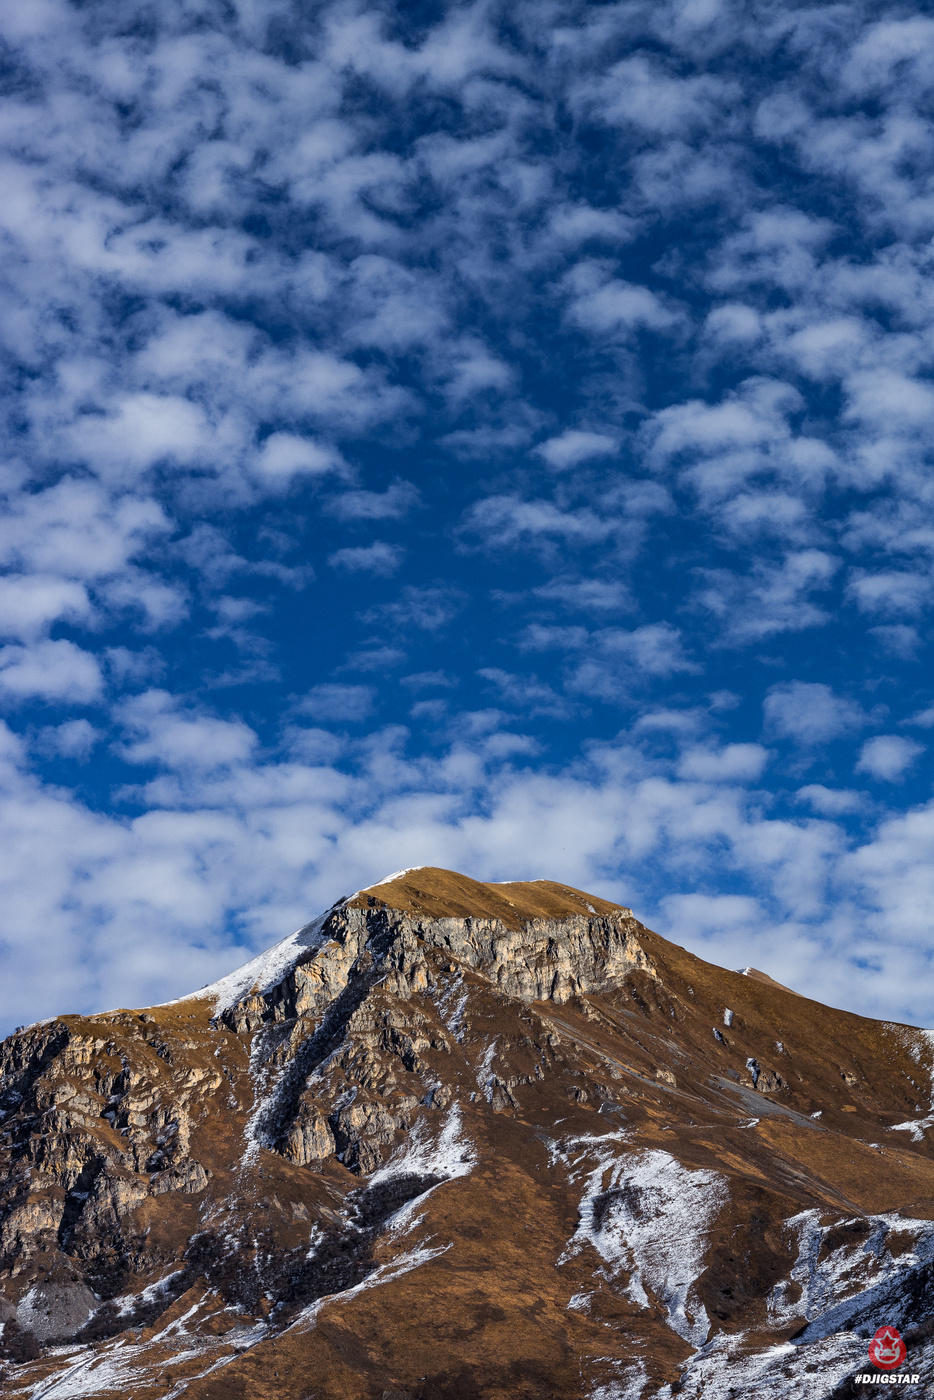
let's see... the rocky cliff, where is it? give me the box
[1,867,933,1398]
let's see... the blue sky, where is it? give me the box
[1,0,933,1033]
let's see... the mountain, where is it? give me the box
[1,866,933,1399]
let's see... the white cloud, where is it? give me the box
[575,55,733,135]
[763,682,866,745]
[546,203,636,246]
[842,18,934,95]
[255,432,347,484]
[461,494,614,546]
[677,744,769,782]
[569,623,699,695]
[67,392,215,478]
[0,574,92,639]
[38,718,99,760]
[536,429,618,471]
[0,479,170,580]
[328,541,403,575]
[856,735,923,782]
[847,569,932,618]
[533,578,632,613]
[363,585,464,632]
[298,683,376,723]
[117,690,258,770]
[566,265,681,336]
[844,369,934,431]
[0,639,102,704]
[661,891,764,933]
[326,480,420,520]
[696,550,839,643]
[795,785,863,816]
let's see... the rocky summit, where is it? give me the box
[1,867,934,1399]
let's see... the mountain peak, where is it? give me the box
[181,866,638,1023]
[349,865,628,928]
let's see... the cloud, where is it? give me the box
[532,578,633,614]
[841,18,934,96]
[763,682,867,746]
[254,433,347,485]
[574,54,734,136]
[326,480,420,520]
[460,494,614,547]
[661,892,764,934]
[362,584,465,633]
[844,369,934,432]
[0,480,170,580]
[298,683,376,723]
[117,691,258,771]
[545,203,637,247]
[695,550,839,643]
[536,430,618,471]
[677,744,769,782]
[477,667,574,719]
[67,393,215,479]
[0,575,93,640]
[37,718,99,760]
[328,542,403,575]
[856,735,923,782]
[565,262,682,337]
[0,639,103,704]
[795,785,863,816]
[847,569,933,618]
[567,623,700,698]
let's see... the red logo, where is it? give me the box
[868,1326,907,1370]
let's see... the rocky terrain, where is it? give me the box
[1,866,933,1398]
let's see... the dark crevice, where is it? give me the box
[57,1157,103,1251]
[252,917,401,1156]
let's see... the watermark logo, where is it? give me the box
[869,1327,907,1371]
[854,1327,920,1385]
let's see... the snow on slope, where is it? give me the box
[166,869,430,1018]
[556,1135,727,1347]
[165,913,328,1017]
[886,1025,934,1142]
[368,1104,477,1190]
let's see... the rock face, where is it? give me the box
[1,866,933,1398]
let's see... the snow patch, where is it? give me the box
[169,913,328,1018]
[560,1138,727,1346]
[884,1025,934,1139]
[769,1207,934,1341]
[368,1104,476,1193]
[591,1372,648,1400]
[435,972,468,1042]
[294,1240,450,1328]
[165,868,429,1018]
[656,1329,864,1400]
[362,866,425,890]
[889,1114,934,1141]
[476,1038,499,1103]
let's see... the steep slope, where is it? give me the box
[1,867,933,1398]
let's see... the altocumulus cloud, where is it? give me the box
[0,0,932,1033]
